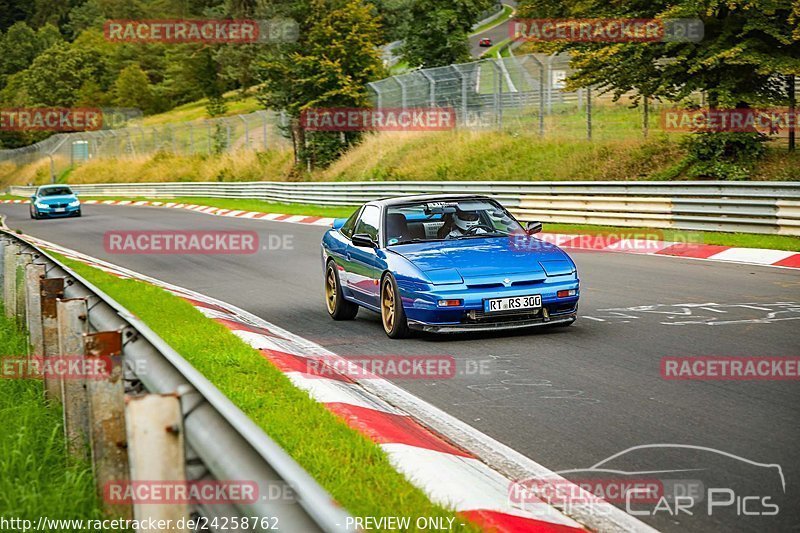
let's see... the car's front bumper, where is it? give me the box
[408,310,577,333]
[34,205,80,217]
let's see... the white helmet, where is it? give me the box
[454,209,480,231]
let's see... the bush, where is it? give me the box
[682,132,767,180]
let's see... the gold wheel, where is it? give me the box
[381,280,395,333]
[325,265,337,314]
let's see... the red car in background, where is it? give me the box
[479,37,492,47]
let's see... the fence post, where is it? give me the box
[643,96,649,139]
[586,85,592,141]
[126,394,189,527]
[3,241,18,318]
[789,75,796,152]
[57,298,90,459]
[421,71,436,108]
[25,263,46,356]
[85,330,132,519]
[40,277,65,402]
[16,252,32,323]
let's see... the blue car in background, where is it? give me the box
[29,185,82,219]
[321,194,579,338]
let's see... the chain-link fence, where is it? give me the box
[0,110,290,182]
[369,52,799,144]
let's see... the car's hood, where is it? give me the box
[36,195,77,204]
[392,237,572,280]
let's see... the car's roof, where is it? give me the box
[370,194,492,207]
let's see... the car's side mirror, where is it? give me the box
[30,196,36,201]
[352,233,376,248]
[526,221,543,235]
[332,218,346,230]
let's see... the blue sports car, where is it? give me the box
[321,194,579,338]
[29,185,82,219]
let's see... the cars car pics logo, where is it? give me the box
[300,107,457,131]
[104,231,259,255]
[510,18,703,42]
[515,444,786,518]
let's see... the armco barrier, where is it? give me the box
[7,180,800,235]
[0,229,351,532]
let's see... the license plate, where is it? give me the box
[484,294,541,312]
[54,208,65,212]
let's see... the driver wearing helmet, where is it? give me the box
[445,208,486,238]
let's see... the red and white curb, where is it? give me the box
[14,232,656,533]
[4,198,796,269]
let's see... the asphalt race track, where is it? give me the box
[3,203,799,533]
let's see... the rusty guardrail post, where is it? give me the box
[3,241,18,317]
[16,252,32,323]
[25,263,46,356]
[40,277,65,401]
[85,330,132,519]
[126,394,189,530]
[57,298,90,459]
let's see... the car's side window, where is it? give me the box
[340,207,361,239]
[354,205,380,242]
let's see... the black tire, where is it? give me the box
[30,208,38,220]
[324,260,358,320]
[74,210,82,217]
[380,273,410,339]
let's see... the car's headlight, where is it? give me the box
[35,202,47,209]
[68,200,80,207]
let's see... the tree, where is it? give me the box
[65,0,105,38]
[518,0,800,108]
[0,22,40,84]
[113,63,154,112]
[257,0,386,167]
[22,42,108,106]
[399,0,493,68]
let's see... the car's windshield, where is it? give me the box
[385,199,523,245]
[38,187,74,197]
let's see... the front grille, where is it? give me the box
[466,307,542,323]
[50,203,67,209]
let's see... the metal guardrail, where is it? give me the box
[0,229,351,532]
[7,181,800,235]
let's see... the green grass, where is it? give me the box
[470,4,514,36]
[52,254,478,533]
[138,92,261,126]
[83,197,359,219]
[0,304,105,528]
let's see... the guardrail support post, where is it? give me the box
[126,394,189,529]
[3,241,19,318]
[16,252,32,323]
[25,263,46,356]
[85,330,132,519]
[40,277,65,401]
[58,298,90,459]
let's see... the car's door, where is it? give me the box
[347,204,382,308]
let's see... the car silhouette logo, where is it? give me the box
[503,278,511,287]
